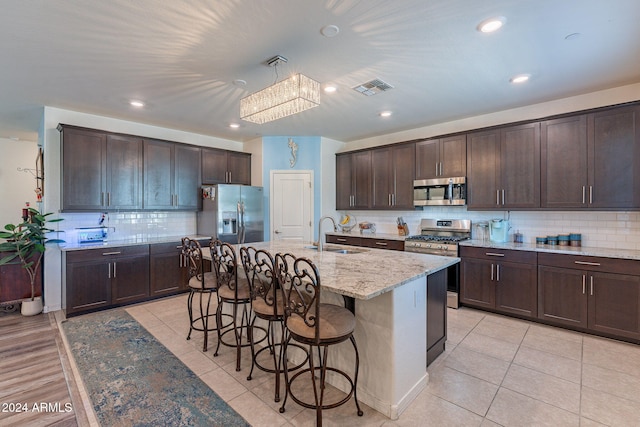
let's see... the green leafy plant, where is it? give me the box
[0,208,64,301]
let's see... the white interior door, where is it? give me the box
[270,171,313,242]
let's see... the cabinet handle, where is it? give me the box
[337,238,347,242]
[375,242,388,246]
[229,171,232,182]
[502,189,505,205]
[589,186,593,204]
[590,276,594,296]
[440,162,443,176]
[102,251,122,256]
[108,192,111,206]
[485,252,505,257]
[582,186,586,204]
[388,194,392,206]
[435,162,439,176]
[491,263,494,281]
[574,261,600,266]
[496,264,500,282]
[108,262,111,279]
[113,261,117,278]
[101,192,104,206]
[496,190,500,206]
[393,193,396,205]
[582,275,586,294]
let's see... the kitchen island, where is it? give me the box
[215,240,459,420]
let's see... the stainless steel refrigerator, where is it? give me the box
[197,185,264,244]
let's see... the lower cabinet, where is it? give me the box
[460,246,538,319]
[325,234,404,251]
[538,253,640,341]
[65,245,149,316]
[426,268,447,366]
[149,242,188,296]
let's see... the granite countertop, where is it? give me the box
[460,240,640,261]
[326,231,407,241]
[59,234,212,251]
[206,240,458,301]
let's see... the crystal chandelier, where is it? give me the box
[240,56,321,124]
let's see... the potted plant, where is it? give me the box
[0,208,64,315]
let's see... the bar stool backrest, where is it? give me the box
[181,237,204,288]
[240,246,278,311]
[210,239,240,297]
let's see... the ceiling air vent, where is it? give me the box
[352,78,394,96]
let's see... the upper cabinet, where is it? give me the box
[467,123,540,210]
[143,140,201,210]
[371,144,415,209]
[336,151,372,210]
[60,125,143,211]
[542,105,640,209]
[415,135,466,180]
[202,148,251,185]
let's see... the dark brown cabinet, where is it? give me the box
[460,246,537,319]
[467,123,540,210]
[149,242,188,296]
[202,148,251,185]
[60,125,143,211]
[64,245,149,316]
[371,143,415,209]
[143,140,201,210]
[538,253,640,340]
[336,151,372,210]
[541,105,640,209]
[416,135,466,179]
[325,234,404,251]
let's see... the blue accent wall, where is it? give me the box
[262,136,321,241]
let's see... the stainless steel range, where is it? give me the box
[405,219,471,308]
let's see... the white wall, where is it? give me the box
[41,107,244,312]
[320,137,345,216]
[0,138,40,227]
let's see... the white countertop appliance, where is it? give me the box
[489,219,510,243]
[405,218,471,308]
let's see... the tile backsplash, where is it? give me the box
[340,208,640,250]
[58,211,197,244]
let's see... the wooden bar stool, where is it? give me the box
[275,253,363,425]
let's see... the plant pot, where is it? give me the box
[21,297,43,316]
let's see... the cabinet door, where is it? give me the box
[335,154,353,210]
[427,268,447,366]
[467,130,500,209]
[415,139,440,180]
[440,135,467,177]
[392,144,416,209]
[61,128,106,211]
[500,123,540,209]
[227,152,251,185]
[537,265,588,328]
[150,248,187,295]
[588,271,640,340]
[589,105,640,209]
[460,257,495,309]
[66,260,111,314]
[495,261,537,318]
[541,115,588,208]
[202,148,228,184]
[371,147,393,209]
[352,151,372,209]
[175,145,201,210]
[144,139,174,210]
[112,254,150,304]
[106,135,143,210]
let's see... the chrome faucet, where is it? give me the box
[317,216,337,252]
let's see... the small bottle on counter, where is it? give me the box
[513,230,523,244]
[569,233,582,246]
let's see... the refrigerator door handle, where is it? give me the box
[237,201,245,244]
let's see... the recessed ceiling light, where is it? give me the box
[510,74,531,84]
[379,111,392,117]
[130,100,145,108]
[321,25,340,37]
[324,85,337,93]
[229,123,240,129]
[477,16,506,33]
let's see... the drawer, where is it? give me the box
[460,246,537,264]
[326,234,362,246]
[538,252,640,275]
[361,238,404,251]
[66,245,149,262]
[150,242,182,255]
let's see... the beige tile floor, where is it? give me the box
[63,294,640,426]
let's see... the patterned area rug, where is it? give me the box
[62,309,249,427]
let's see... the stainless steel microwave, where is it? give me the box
[414,177,466,206]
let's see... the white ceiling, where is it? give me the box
[2,0,640,143]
